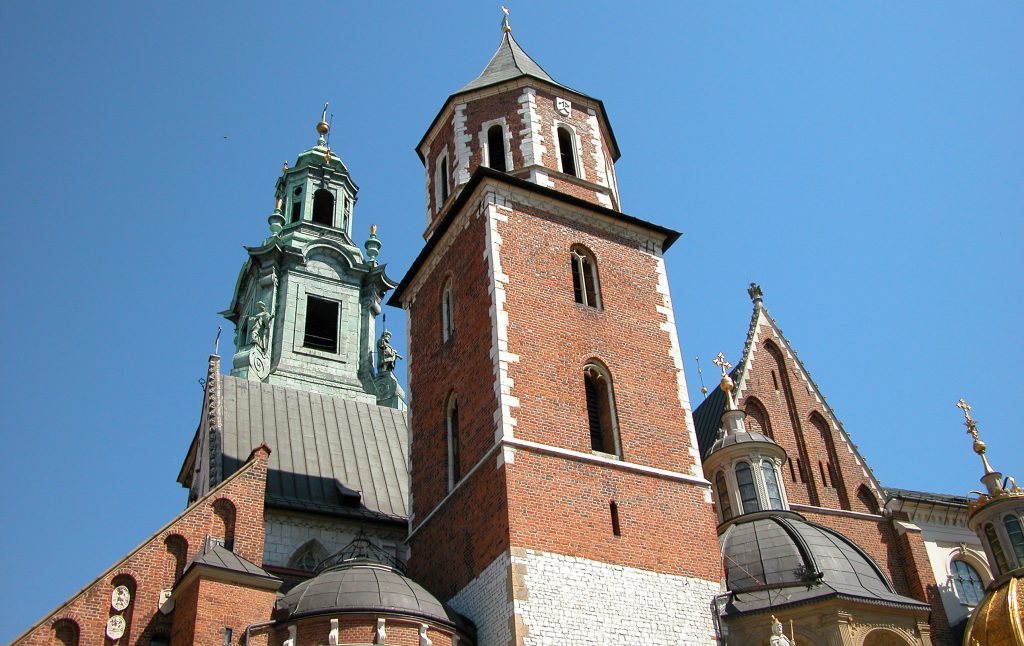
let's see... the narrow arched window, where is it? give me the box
[164,534,188,583]
[985,523,1010,573]
[557,126,577,176]
[212,498,236,551]
[435,152,450,209]
[446,394,461,491]
[441,279,454,342]
[583,362,619,456]
[762,460,784,510]
[715,471,733,521]
[312,189,334,226]
[735,462,760,514]
[950,559,985,605]
[290,185,303,223]
[1003,514,1024,563]
[570,246,601,309]
[487,125,507,172]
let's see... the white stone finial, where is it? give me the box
[419,623,433,646]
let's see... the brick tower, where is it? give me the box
[391,21,722,646]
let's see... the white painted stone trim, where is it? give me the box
[448,552,513,646]
[517,87,547,171]
[484,203,520,445]
[586,109,609,189]
[453,103,471,187]
[478,116,514,173]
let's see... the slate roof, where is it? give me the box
[720,511,929,615]
[458,32,568,94]
[885,487,971,507]
[218,375,409,521]
[184,544,278,582]
[693,380,730,459]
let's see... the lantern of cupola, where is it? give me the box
[416,17,623,239]
[702,352,790,525]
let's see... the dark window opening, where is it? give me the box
[447,396,461,490]
[303,296,339,352]
[487,125,507,172]
[1005,514,1024,562]
[223,628,233,646]
[951,559,985,606]
[53,620,79,646]
[584,365,617,454]
[771,370,779,390]
[735,462,761,514]
[716,471,733,521]
[439,157,450,204]
[609,501,621,536]
[819,461,828,487]
[558,127,577,176]
[441,281,454,342]
[312,189,334,226]
[290,200,301,223]
[763,460,784,510]
[571,247,600,308]
[985,523,1010,573]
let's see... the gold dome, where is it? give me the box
[963,572,1024,645]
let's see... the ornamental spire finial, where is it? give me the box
[316,101,331,146]
[713,352,736,410]
[958,398,995,476]
[501,5,511,33]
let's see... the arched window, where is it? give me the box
[290,185,303,223]
[857,484,880,515]
[487,125,507,172]
[446,394,461,491]
[164,534,188,583]
[583,362,619,456]
[735,462,760,514]
[557,126,578,177]
[109,574,137,643]
[743,397,772,439]
[52,619,79,646]
[762,460,784,510]
[288,539,328,572]
[570,246,601,309]
[715,471,733,521]
[950,559,985,605]
[312,189,335,226]
[435,151,450,209]
[985,523,1010,573]
[441,279,454,342]
[1003,514,1024,562]
[212,498,236,551]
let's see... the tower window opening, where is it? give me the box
[557,126,577,177]
[290,201,301,223]
[735,461,761,514]
[762,459,784,510]
[715,471,733,521]
[1003,514,1024,562]
[312,189,334,226]
[487,125,507,172]
[446,394,461,491]
[570,246,601,309]
[771,370,779,391]
[984,523,1010,573]
[951,559,985,606]
[609,501,621,536]
[52,619,79,646]
[303,296,339,353]
[435,152,450,210]
[441,279,454,342]
[583,363,619,456]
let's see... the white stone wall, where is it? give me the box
[263,509,407,568]
[448,552,513,646]
[516,550,720,646]
[918,521,991,628]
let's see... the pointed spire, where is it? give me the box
[458,28,562,94]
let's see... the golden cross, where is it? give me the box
[956,398,973,422]
[712,352,732,377]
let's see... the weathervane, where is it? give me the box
[501,5,511,33]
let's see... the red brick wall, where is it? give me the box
[15,447,270,645]
[173,578,275,646]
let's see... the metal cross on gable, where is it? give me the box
[712,352,732,377]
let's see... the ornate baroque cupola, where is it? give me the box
[702,352,790,525]
[220,109,404,407]
[416,15,622,238]
[957,399,1024,645]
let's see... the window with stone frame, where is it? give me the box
[446,393,461,491]
[715,470,733,521]
[487,124,507,172]
[312,188,335,226]
[557,125,578,177]
[570,245,601,309]
[762,459,784,510]
[1003,513,1024,563]
[435,150,450,211]
[583,362,620,456]
[950,558,985,606]
[441,278,454,343]
[303,295,340,353]
[734,461,760,514]
[985,523,1010,573]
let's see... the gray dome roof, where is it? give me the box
[274,560,459,627]
[719,511,929,615]
[707,430,776,455]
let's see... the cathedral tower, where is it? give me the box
[392,23,722,645]
[222,112,403,407]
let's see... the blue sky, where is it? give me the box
[1,2,1021,641]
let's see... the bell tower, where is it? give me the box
[222,109,404,407]
[392,18,722,646]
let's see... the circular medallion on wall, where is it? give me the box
[106,615,126,640]
[111,585,131,611]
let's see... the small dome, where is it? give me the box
[275,559,459,627]
[719,511,929,615]
[707,430,776,455]
[963,571,1024,645]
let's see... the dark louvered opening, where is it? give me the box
[487,125,507,172]
[304,296,339,352]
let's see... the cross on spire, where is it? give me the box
[956,398,974,424]
[712,352,732,377]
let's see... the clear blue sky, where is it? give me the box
[0,2,1020,641]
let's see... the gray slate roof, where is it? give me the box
[219,375,409,521]
[458,32,567,94]
[184,544,278,581]
[693,380,730,459]
[275,561,459,628]
[720,511,929,615]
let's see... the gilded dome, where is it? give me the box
[963,571,1024,646]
